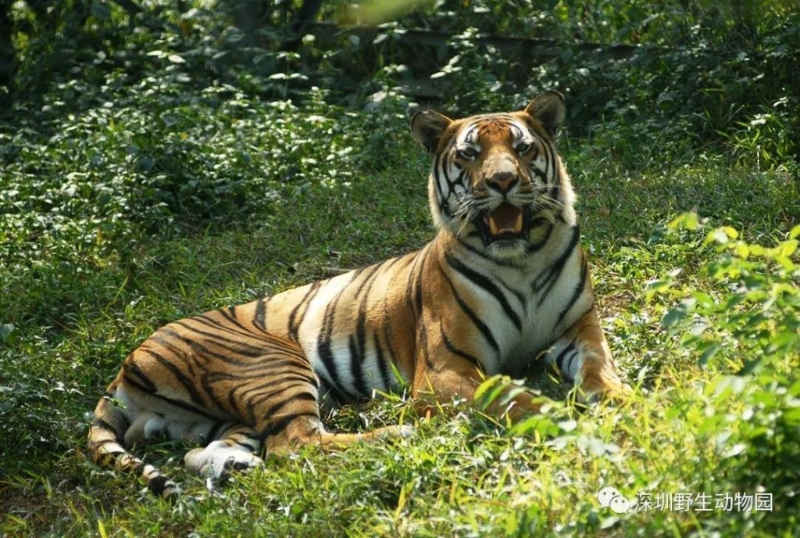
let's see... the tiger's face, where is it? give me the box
[411,91,570,261]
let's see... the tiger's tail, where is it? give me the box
[87,394,178,499]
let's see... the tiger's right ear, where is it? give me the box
[411,110,453,153]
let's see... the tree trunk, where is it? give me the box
[0,1,15,113]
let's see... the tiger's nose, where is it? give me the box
[487,171,519,194]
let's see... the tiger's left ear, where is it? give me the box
[524,91,566,137]
[411,110,453,154]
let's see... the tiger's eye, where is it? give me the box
[516,142,533,155]
[456,147,479,160]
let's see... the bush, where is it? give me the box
[651,214,800,374]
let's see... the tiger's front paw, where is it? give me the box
[574,373,632,407]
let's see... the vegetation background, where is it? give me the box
[1,0,799,536]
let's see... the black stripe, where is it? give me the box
[244,381,317,412]
[230,437,260,452]
[349,263,385,396]
[527,219,554,254]
[440,325,482,369]
[554,341,576,372]
[138,345,207,401]
[206,420,227,442]
[316,298,346,397]
[530,166,547,181]
[533,225,580,301]
[208,367,318,388]
[227,382,256,424]
[122,361,158,392]
[440,266,499,353]
[152,331,251,367]
[548,145,559,185]
[288,281,322,341]
[259,391,317,421]
[455,235,521,267]
[170,322,272,358]
[319,378,352,406]
[418,319,433,370]
[148,475,172,497]
[349,334,369,397]
[445,251,521,331]
[259,412,319,440]
[123,374,222,420]
[555,255,588,327]
[405,246,429,322]
[373,332,392,391]
[192,314,262,340]
[200,371,234,416]
[353,262,383,300]
[253,298,268,331]
[91,418,124,438]
[216,307,250,333]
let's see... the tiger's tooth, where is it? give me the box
[488,217,499,236]
[514,212,523,233]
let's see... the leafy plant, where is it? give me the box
[649,213,800,374]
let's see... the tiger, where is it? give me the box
[88,91,629,498]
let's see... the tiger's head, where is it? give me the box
[411,91,576,261]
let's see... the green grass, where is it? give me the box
[2,4,800,534]
[2,114,798,535]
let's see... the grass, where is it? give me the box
[2,120,798,535]
[2,8,800,534]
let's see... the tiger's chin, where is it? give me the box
[483,239,530,262]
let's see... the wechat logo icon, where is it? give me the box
[597,486,632,514]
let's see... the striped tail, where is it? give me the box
[87,396,178,498]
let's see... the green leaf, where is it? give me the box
[0,323,15,344]
[690,291,716,309]
[705,227,738,246]
[765,332,798,354]
[662,298,696,329]
[645,278,675,301]
[737,359,762,376]
[733,242,750,259]
[698,343,723,367]
[474,375,501,402]
[668,212,699,231]
[782,407,800,425]
[91,3,111,20]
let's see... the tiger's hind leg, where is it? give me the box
[185,351,414,484]
[183,406,413,486]
[183,416,413,486]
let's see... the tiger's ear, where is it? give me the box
[524,91,566,137]
[411,110,453,153]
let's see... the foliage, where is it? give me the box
[650,215,800,374]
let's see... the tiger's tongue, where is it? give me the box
[485,204,523,236]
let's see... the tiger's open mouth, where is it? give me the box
[475,203,531,245]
